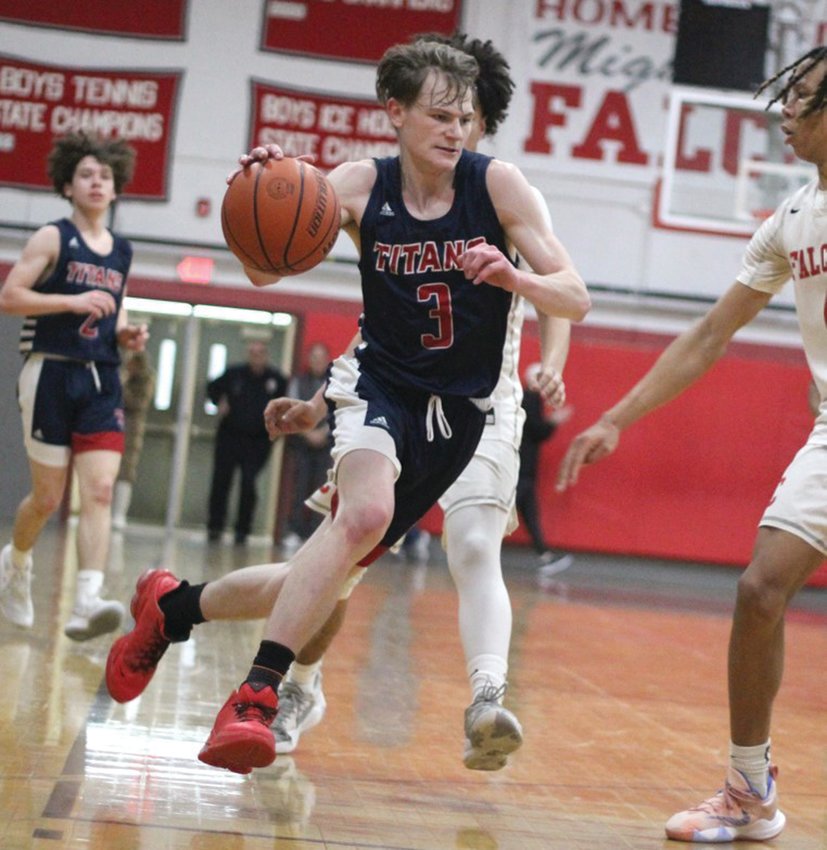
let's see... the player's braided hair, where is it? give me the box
[755,46,827,116]
[412,32,515,137]
[47,131,136,196]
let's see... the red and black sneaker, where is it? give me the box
[198,682,279,774]
[105,569,182,703]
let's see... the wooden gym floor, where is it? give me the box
[0,520,825,850]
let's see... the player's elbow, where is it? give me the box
[0,286,21,315]
[566,288,591,322]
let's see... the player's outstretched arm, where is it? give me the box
[556,281,772,491]
[555,415,621,490]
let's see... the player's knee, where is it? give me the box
[31,489,64,517]
[337,500,392,548]
[736,568,788,624]
[84,476,116,510]
[448,534,487,577]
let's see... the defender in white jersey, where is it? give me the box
[270,35,573,771]
[436,187,570,770]
[557,48,827,843]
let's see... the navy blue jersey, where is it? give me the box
[356,150,513,399]
[21,217,132,364]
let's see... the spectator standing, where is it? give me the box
[206,340,287,545]
[112,350,155,530]
[516,362,573,573]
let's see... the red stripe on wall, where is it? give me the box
[5,265,822,583]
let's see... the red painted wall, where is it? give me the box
[509,321,827,586]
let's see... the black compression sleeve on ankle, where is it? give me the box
[158,581,206,641]
[246,640,296,690]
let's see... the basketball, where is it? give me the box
[221,157,341,276]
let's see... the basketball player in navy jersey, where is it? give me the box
[0,132,148,642]
[106,39,589,775]
[270,33,574,771]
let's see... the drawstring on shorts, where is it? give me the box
[425,394,453,442]
[86,361,102,393]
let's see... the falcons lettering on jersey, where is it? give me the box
[789,244,827,280]
[373,236,486,275]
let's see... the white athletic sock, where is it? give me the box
[74,569,104,605]
[287,659,323,690]
[467,653,508,701]
[11,546,32,571]
[730,740,771,797]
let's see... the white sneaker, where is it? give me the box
[64,596,125,641]
[0,544,34,629]
[463,681,523,770]
[275,673,327,754]
[538,551,574,576]
[665,766,785,842]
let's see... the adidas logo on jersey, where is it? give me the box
[369,415,390,429]
[34,429,44,440]
[379,202,395,217]
[69,237,79,250]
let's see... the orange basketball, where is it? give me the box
[221,157,341,276]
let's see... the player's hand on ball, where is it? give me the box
[228,146,317,184]
[556,415,620,491]
[222,156,340,277]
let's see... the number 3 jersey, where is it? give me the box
[356,150,513,400]
[20,217,131,364]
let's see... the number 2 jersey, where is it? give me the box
[356,149,513,400]
[20,217,131,364]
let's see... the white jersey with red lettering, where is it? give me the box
[737,178,827,442]
[738,178,827,552]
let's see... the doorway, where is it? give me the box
[123,297,295,540]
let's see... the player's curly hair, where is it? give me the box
[376,40,478,111]
[755,46,827,117]
[412,32,515,138]
[47,131,136,197]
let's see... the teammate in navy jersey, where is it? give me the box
[106,39,590,776]
[0,132,148,642]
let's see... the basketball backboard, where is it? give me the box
[656,86,812,238]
